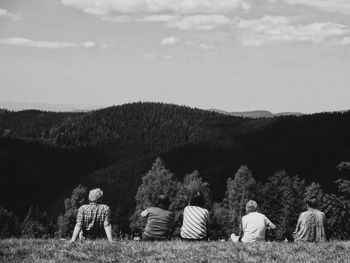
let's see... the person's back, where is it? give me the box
[181,205,209,240]
[143,207,173,240]
[241,212,272,242]
[70,188,113,242]
[231,200,275,243]
[141,195,174,240]
[181,193,209,240]
[294,209,325,242]
[78,203,111,239]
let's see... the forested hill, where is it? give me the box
[1,102,350,232]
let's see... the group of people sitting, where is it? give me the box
[70,188,326,243]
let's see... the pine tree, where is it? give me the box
[259,171,305,240]
[130,158,179,234]
[57,185,88,237]
[224,165,256,235]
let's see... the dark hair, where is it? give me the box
[306,198,318,209]
[190,192,205,207]
[156,195,170,210]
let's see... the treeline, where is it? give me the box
[1,102,350,239]
[1,158,349,240]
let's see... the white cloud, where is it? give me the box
[284,0,350,15]
[168,15,231,30]
[60,0,248,15]
[237,16,349,46]
[0,38,97,49]
[199,43,216,50]
[140,14,231,30]
[0,8,21,20]
[143,54,172,59]
[161,36,179,45]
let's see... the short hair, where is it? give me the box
[89,188,103,202]
[190,192,205,207]
[156,195,170,210]
[306,198,318,209]
[246,200,258,213]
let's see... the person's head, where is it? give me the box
[306,198,318,209]
[155,195,170,210]
[89,188,103,203]
[246,200,258,213]
[190,192,205,207]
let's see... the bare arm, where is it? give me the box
[104,224,113,242]
[294,214,302,234]
[70,223,82,242]
[265,217,276,229]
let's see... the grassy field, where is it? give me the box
[0,239,349,263]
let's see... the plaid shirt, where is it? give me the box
[76,202,111,239]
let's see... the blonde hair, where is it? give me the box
[89,188,103,202]
[246,200,258,213]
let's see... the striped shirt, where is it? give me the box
[181,206,209,240]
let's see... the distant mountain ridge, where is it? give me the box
[211,109,303,118]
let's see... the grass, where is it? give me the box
[0,239,349,263]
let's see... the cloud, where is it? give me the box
[283,0,350,15]
[140,14,231,30]
[0,38,97,49]
[169,15,231,30]
[60,0,248,15]
[237,16,349,46]
[143,54,172,59]
[0,8,21,20]
[161,36,179,45]
[199,43,216,50]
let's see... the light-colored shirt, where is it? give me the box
[141,207,173,239]
[181,206,209,240]
[241,212,274,243]
[294,209,326,242]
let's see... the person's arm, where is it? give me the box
[104,224,113,242]
[294,213,302,234]
[104,206,113,242]
[70,207,83,242]
[141,208,149,217]
[70,223,82,242]
[265,217,276,229]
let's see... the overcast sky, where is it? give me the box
[1,0,350,113]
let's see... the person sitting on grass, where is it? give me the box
[293,198,326,242]
[70,188,113,242]
[141,195,174,241]
[181,192,210,241]
[231,200,276,243]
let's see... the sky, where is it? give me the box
[0,0,350,113]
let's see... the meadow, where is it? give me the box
[0,239,349,263]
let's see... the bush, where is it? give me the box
[0,207,20,238]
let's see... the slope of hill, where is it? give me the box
[211,109,303,118]
[1,102,350,233]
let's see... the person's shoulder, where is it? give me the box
[79,204,89,210]
[99,204,110,210]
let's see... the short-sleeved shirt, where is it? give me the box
[76,202,111,239]
[241,212,274,243]
[142,207,173,239]
[294,209,326,242]
[181,206,209,240]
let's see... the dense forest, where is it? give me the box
[0,102,349,239]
